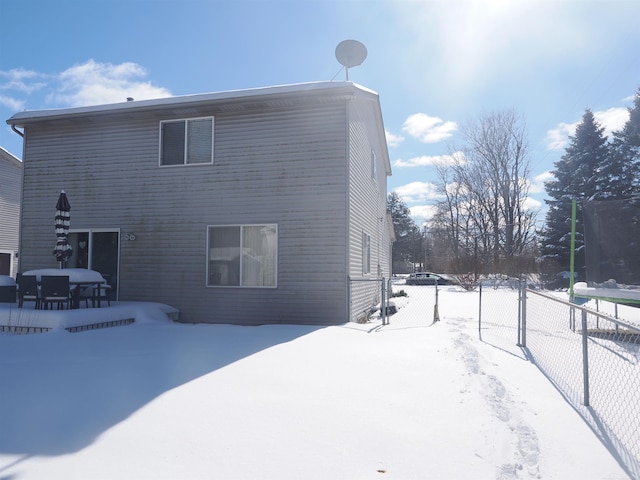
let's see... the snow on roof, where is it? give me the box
[6,81,379,126]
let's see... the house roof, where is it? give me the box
[7,81,374,124]
[0,146,21,168]
[6,80,391,175]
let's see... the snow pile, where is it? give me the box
[574,281,640,302]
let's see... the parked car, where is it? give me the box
[405,272,455,285]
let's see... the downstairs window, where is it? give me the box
[207,224,277,287]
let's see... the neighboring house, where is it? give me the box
[6,81,393,325]
[0,146,21,277]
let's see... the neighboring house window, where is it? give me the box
[207,224,277,287]
[362,232,371,275]
[0,251,12,276]
[371,150,377,180]
[160,117,214,166]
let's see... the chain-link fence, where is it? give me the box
[349,277,439,326]
[349,277,388,324]
[387,278,440,326]
[478,277,524,349]
[480,282,640,479]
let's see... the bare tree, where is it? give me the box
[431,109,538,276]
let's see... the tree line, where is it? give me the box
[389,88,640,289]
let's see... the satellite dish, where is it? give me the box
[335,40,367,81]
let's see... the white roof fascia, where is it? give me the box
[7,81,379,126]
[0,146,22,167]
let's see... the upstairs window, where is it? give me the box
[160,117,214,166]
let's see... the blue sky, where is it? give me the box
[2,0,640,226]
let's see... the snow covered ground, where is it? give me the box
[0,286,634,479]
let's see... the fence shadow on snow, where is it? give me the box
[479,279,640,480]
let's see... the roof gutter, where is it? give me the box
[7,81,367,127]
[11,124,24,137]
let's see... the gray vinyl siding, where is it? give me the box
[347,97,389,322]
[17,100,350,325]
[0,149,21,277]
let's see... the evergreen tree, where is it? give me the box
[540,109,609,287]
[387,192,422,273]
[610,88,640,195]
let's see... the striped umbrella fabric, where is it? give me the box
[53,190,73,265]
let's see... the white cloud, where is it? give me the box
[523,196,542,212]
[534,170,554,183]
[393,181,440,204]
[0,68,47,95]
[529,171,554,194]
[409,204,437,223]
[1,61,172,113]
[0,95,24,111]
[47,59,172,107]
[393,151,464,168]
[546,107,630,151]
[545,121,577,151]
[402,113,458,144]
[385,130,404,148]
[595,107,629,137]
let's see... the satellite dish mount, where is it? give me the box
[335,40,367,81]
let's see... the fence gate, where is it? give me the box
[349,277,388,324]
[349,277,439,326]
[478,277,524,350]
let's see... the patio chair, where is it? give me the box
[40,275,71,310]
[81,282,112,308]
[17,274,40,309]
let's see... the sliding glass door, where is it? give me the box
[67,230,119,299]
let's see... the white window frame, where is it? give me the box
[206,224,278,288]
[362,232,371,275]
[159,116,214,167]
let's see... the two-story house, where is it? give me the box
[6,81,393,325]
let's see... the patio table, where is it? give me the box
[23,268,107,309]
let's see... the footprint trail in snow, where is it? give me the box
[451,322,541,479]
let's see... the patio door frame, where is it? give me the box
[68,228,121,299]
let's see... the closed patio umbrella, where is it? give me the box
[53,190,73,267]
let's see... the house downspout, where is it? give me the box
[11,125,24,138]
[10,124,25,273]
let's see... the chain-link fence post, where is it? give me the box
[518,279,522,346]
[478,281,482,340]
[520,279,526,347]
[433,280,440,322]
[347,276,351,324]
[381,277,387,325]
[478,281,483,340]
[581,309,590,407]
[570,304,576,332]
